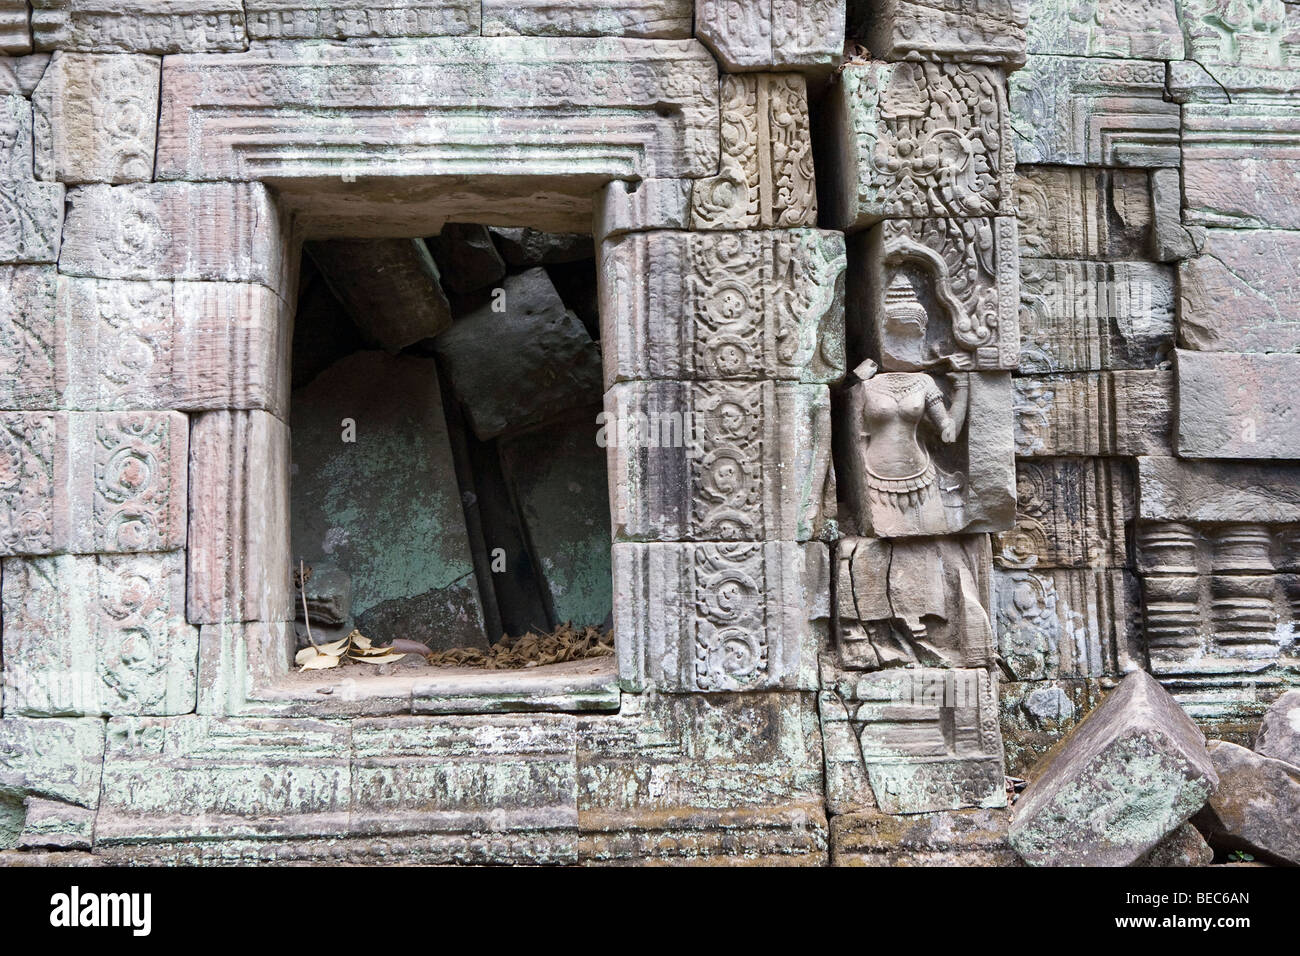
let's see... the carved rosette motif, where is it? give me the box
[93,413,175,553]
[691,382,764,540]
[0,413,56,555]
[94,555,180,711]
[693,543,768,690]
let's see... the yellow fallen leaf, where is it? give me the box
[348,652,407,665]
[299,651,343,671]
[317,637,350,657]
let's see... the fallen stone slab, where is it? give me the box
[429,223,506,296]
[492,227,593,266]
[1008,670,1219,867]
[1135,822,1213,867]
[1255,690,1300,768]
[1194,739,1300,865]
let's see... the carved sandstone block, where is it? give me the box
[1176,0,1300,69]
[597,229,845,385]
[31,0,247,52]
[32,52,159,184]
[483,0,690,37]
[1137,456,1300,522]
[1019,259,1174,372]
[1026,0,1183,59]
[1178,228,1300,352]
[0,54,50,96]
[994,458,1132,568]
[0,1,30,54]
[1195,740,1300,866]
[605,381,835,542]
[851,0,1029,67]
[696,0,844,72]
[1,552,198,716]
[1013,370,1172,457]
[612,541,826,692]
[689,73,817,230]
[0,266,58,409]
[158,38,719,183]
[0,180,64,264]
[824,62,1013,231]
[1015,165,1153,261]
[188,410,293,624]
[246,0,476,39]
[1010,55,1179,167]
[0,718,105,808]
[60,183,288,291]
[594,179,692,241]
[1176,350,1300,459]
[0,94,32,178]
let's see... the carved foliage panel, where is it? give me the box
[32,1,249,53]
[0,180,65,265]
[0,93,33,178]
[857,0,1030,67]
[247,0,478,40]
[696,0,844,70]
[1177,0,1300,68]
[993,457,1132,569]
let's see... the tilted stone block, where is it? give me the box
[60,183,289,291]
[1179,228,1300,352]
[483,0,690,37]
[1015,165,1154,261]
[598,229,845,385]
[32,52,159,184]
[1010,55,1179,167]
[689,73,817,230]
[612,541,826,692]
[0,0,30,54]
[1013,370,1172,457]
[246,0,477,39]
[0,266,58,410]
[0,180,64,264]
[823,62,1014,231]
[1256,689,1300,768]
[1008,670,1219,866]
[0,94,33,178]
[1025,0,1183,59]
[1137,456,1300,523]
[32,0,248,52]
[157,38,719,184]
[1194,740,1300,865]
[0,410,189,556]
[850,0,1028,67]
[696,0,844,72]
[594,178,692,241]
[2,552,198,716]
[1150,166,1204,262]
[606,381,835,542]
[1019,259,1174,372]
[1177,350,1300,459]
[188,410,293,624]
[0,54,50,96]
[993,458,1131,569]
[820,663,1008,814]
[0,718,105,807]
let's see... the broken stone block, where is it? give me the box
[1178,229,1300,352]
[594,178,692,241]
[850,0,1028,67]
[1008,670,1219,867]
[0,718,105,819]
[433,268,602,441]
[290,351,487,651]
[1015,165,1153,260]
[297,563,351,629]
[1,552,198,716]
[1194,740,1300,865]
[31,0,248,52]
[823,62,1013,231]
[491,227,592,267]
[0,93,32,178]
[0,54,51,96]
[499,412,612,630]
[14,797,95,851]
[999,679,1106,778]
[1136,822,1214,867]
[305,239,452,352]
[598,229,845,385]
[0,180,64,264]
[32,52,159,184]
[0,267,58,409]
[1177,350,1300,459]
[1150,167,1203,262]
[429,223,506,295]
[483,0,690,37]
[1255,690,1300,769]
[1025,0,1183,59]
[695,0,844,72]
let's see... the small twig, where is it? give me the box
[299,559,319,650]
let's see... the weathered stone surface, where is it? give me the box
[690,73,817,230]
[291,351,486,651]
[999,679,1106,778]
[32,52,159,183]
[823,62,1013,231]
[0,1,30,54]
[246,0,476,39]
[305,239,451,352]
[1177,350,1300,459]
[607,381,835,542]
[821,665,1008,814]
[433,268,602,441]
[491,228,593,267]
[994,458,1132,569]
[830,808,1018,866]
[1008,671,1219,867]
[598,229,845,385]
[188,410,293,624]
[13,797,95,851]
[1015,165,1153,261]
[1,552,198,716]
[0,718,105,811]
[0,54,51,96]
[32,0,248,52]
[0,410,188,557]
[1151,167,1204,262]
[1176,0,1300,68]
[297,563,350,628]
[483,0,690,38]
[612,541,825,692]
[1,93,32,178]
[1019,260,1174,372]
[1136,822,1214,866]
[157,38,720,185]
[1138,456,1300,522]
[851,0,1028,66]
[0,266,57,409]
[1178,229,1300,352]
[848,218,1020,372]
[696,0,844,72]
[1255,689,1300,767]
[60,183,288,290]
[1010,55,1180,167]
[1194,739,1300,865]
[429,223,506,295]
[1026,0,1183,58]
[0,180,64,264]
[499,414,611,631]
[1013,370,1172,457]
[594,178,692,241]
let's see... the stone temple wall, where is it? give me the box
[0,0,1295,865]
